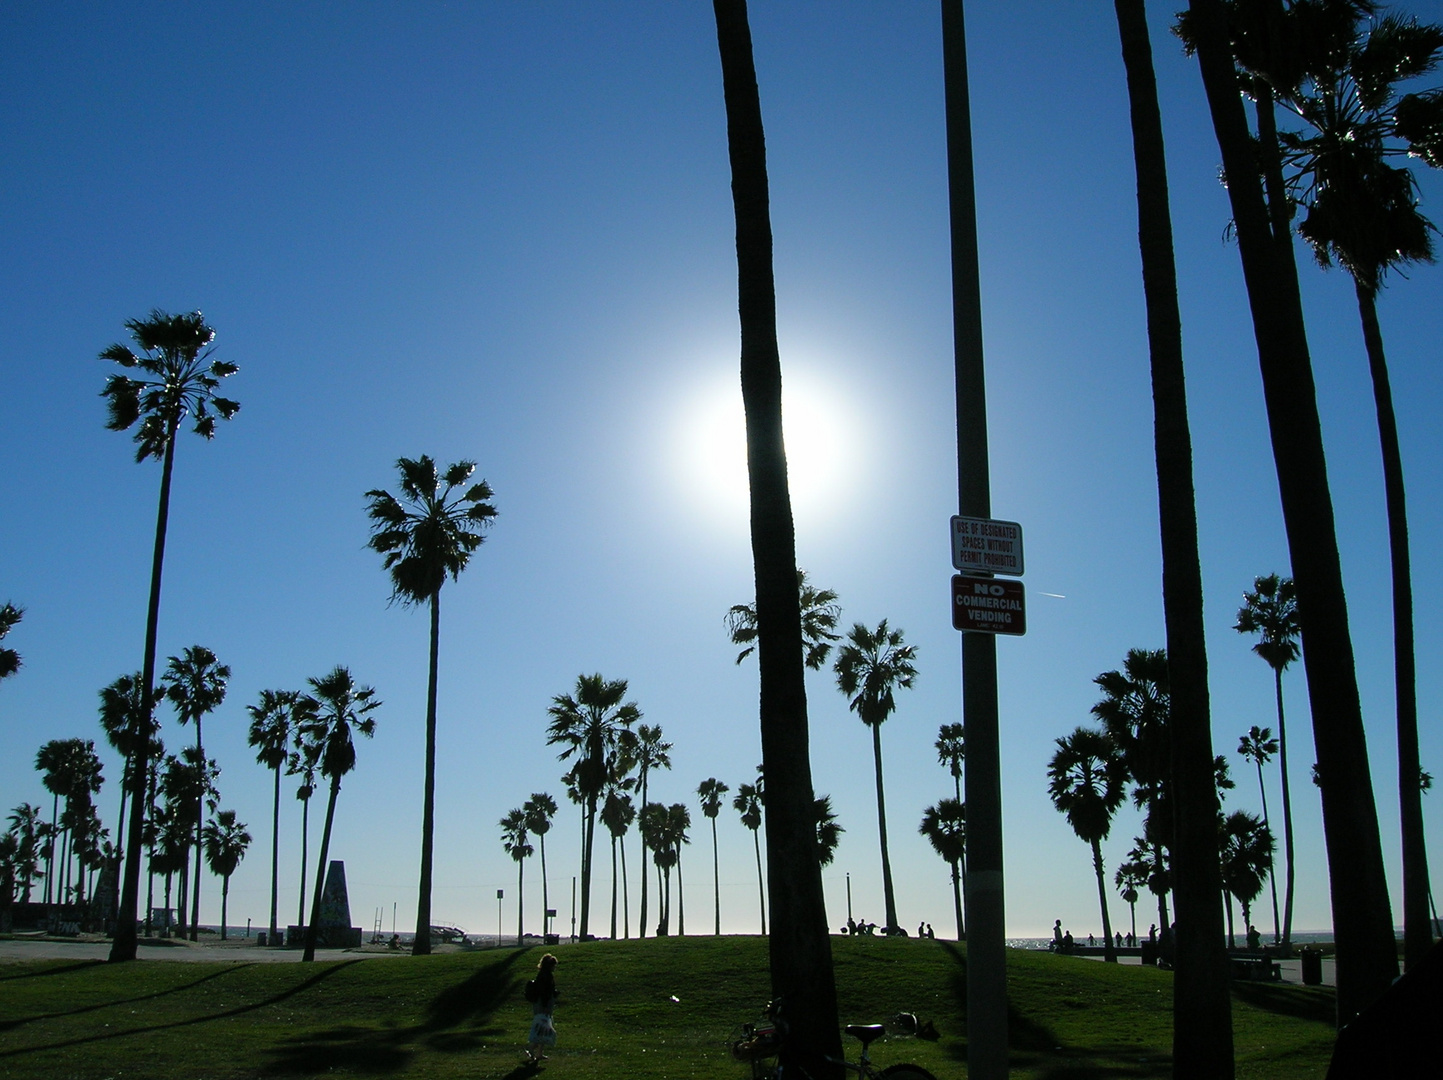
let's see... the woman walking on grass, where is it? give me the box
[526,953,559,1062]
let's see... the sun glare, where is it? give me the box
[675,363,861,529]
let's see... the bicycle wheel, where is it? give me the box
[876,1064,938,1080]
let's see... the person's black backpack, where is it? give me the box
[524,979,540,1003]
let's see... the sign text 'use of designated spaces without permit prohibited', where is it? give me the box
[951,515,1024,576]
[952,575,1026,635]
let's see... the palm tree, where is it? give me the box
[919,799,966,941]
[600,790,635,940]
[98,672,157,866]
[1219,810,1275,950]
[834,619,918,934]
[1237,725,1282,945]
[201,810,251,940]
[697,778,730,935]
[1235,573,1302,951]
[160,644,230,941]
[622,723,671,939]
[667,803,691,936]
[0,602,23,682]
[500,808,532,945]
[365,454,496,957]
[1047,726,1126,962]
[35,739,75,904]
[523,793,558,940]
[288,735,322,934]
[638,802,669,935]
[1184,0,1400,1021]
[712,1,842,1067]
[6,804,44,903]
[100,309,239,963]
[726,570,841,670]
[733,781,765,935]
[1115,859,1149,944]
[1115,0,1233,1063]
[150,806,189,936]
[935,722,965,804]
[813,795,843,870]
[297,667,378,962]
[545,673,639,940]
[248,688,304,946]
[1271,9,1442,968]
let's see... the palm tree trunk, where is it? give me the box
[610,834,618,940]
[539,833,550,941]
[1225,893,1235,950]
[638,774,649,939]
[297,795,310,931]
[713,2,840,1073]
[177,855,189,938]
[950,858,964,941]
[303,778,342,963]
[751,828,766,935]
[620,835,630,939]
[712,817,722,935]
[269,764,281,944]
[1274,669,1296,952]
[580,797,596,939]
[190,718,203,941]
[517,857,525,946]
[220,875,229,941]
[1254,759,1281,945]
[413,590,443,956]
[676,847,685,936]
[1115,0,1231,1066]
[162,872,172,937]
[1091,838,1117,963]
[1187,0,1399,1024]
[869,724,899,931]
[112,417,179,963]
[1355,282,1432,969]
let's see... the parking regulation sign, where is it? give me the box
[950,516,1024,576]
[952,574,1026,635]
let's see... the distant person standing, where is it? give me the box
[525,953,559,1062]
[1053,919,1064,950]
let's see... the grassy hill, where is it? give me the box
[0,936,1337,1079]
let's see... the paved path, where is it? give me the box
[0,935,452,963]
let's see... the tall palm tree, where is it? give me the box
[601,790,635,940]
[638,802,669,935]
[1235,573,1302,951]
[201,810,251,941]
[697,778,730,935]
[160,644,229,941]
[732,781,766,934]
[1273,8,1442,968]
[1238,725,1282,944]
[297,667,379,963]
[833,619,918,934]
[365,455,496,957]
[288,736,322,934]
[6,804,44,903]
[919,798,966,941]
[711,2,842,1068]
[623,723,671,939]
[1114,859,1149,944]
[523,792,558,940]
[935,723,965,804]
[35,739,76,904]
[248,688,305,946]
[1219,810,1275,950]
[1047,726,1126,963]
[545,673,639,940]
[1115,0,1232,1064]
[726,570,842,670]
[499,808,532,945]
[1184,0,1400,1022]
[150,806,189,937]
[100,309,239,963]
[0,602,23,682]
[98,672,156,865]
[667,802,692,936]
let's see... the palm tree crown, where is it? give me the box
[1234,574,1300,675]
[726,569,842,670]
[1048,725,1126,962]
[0,602,23,681]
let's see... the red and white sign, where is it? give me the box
[952,575,1026,636]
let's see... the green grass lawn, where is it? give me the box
[0,936,1337,1079]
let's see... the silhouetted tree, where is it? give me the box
[0,603,23,682]
[248,689,305,947]
[1047,726,1125,962]
[1219,810,1274,949]
[622,723,670,939]
[733,780,765,935]
[366,455,496,956]
[601,790,635,940]
[523,792,559,940]
[202,810,251,940]
[500,808,532,944]
[1238,724,1282,944]
[698,777,730,935]
[920,798,965,941]
[727,570,841,670]
[100,309,238,962]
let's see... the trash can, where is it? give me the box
[257,932,267,947]
[1140,941,1157,966]
[1300,948,1323,986]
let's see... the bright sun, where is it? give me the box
[675,363,860,528]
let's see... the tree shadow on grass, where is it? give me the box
[0,959,104,982]
[1230,981,1335,1026]
[0,961,357,1060]
[0,964,252,1032]
[261,950,529,1075]
[935,941,1174,1080]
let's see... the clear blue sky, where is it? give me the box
[3,1,1442,942]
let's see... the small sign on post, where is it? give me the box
[951,516,1024,576]
[952,574,1026,636]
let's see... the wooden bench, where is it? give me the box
[1230,954,1280,981]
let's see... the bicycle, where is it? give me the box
[731,999,938,1080]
